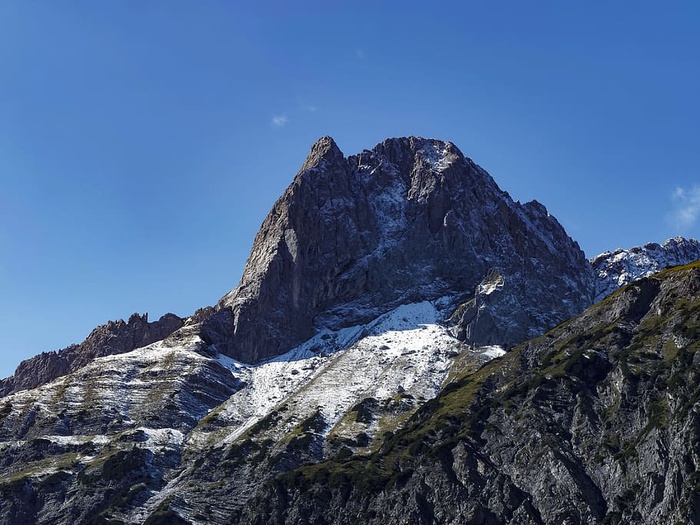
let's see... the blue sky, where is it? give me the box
[1,1,699,378]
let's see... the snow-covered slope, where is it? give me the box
[192,300,501,446]
[0,298,502,524]
[591,236,700,301]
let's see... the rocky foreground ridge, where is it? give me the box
[0,137,699,524]
[240,260,700,525]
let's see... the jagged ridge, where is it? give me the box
[0,313,183,397]
[591,236,700,302]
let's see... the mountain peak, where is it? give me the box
[213,136,593,363]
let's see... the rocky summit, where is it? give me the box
[213,136,593,363]
[0,137,699,525]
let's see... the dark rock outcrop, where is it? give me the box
[0,313,183,397]
[215,136,593,362]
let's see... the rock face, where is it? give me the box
[591,236,700,302]
[240,261,700,525]
[215,136,593,363]
[0,313,183,397]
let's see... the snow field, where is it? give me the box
[204,301,503,446]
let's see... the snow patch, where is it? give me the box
[200,301,476,445]
[479,345,506,359]
[478,275,504,296]
[138,427,185,449]
[419,142,451,172]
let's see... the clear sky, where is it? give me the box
[1,1,699,379]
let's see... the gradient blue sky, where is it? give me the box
[1,1,699,378]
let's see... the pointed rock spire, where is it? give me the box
[299,136,344,172]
